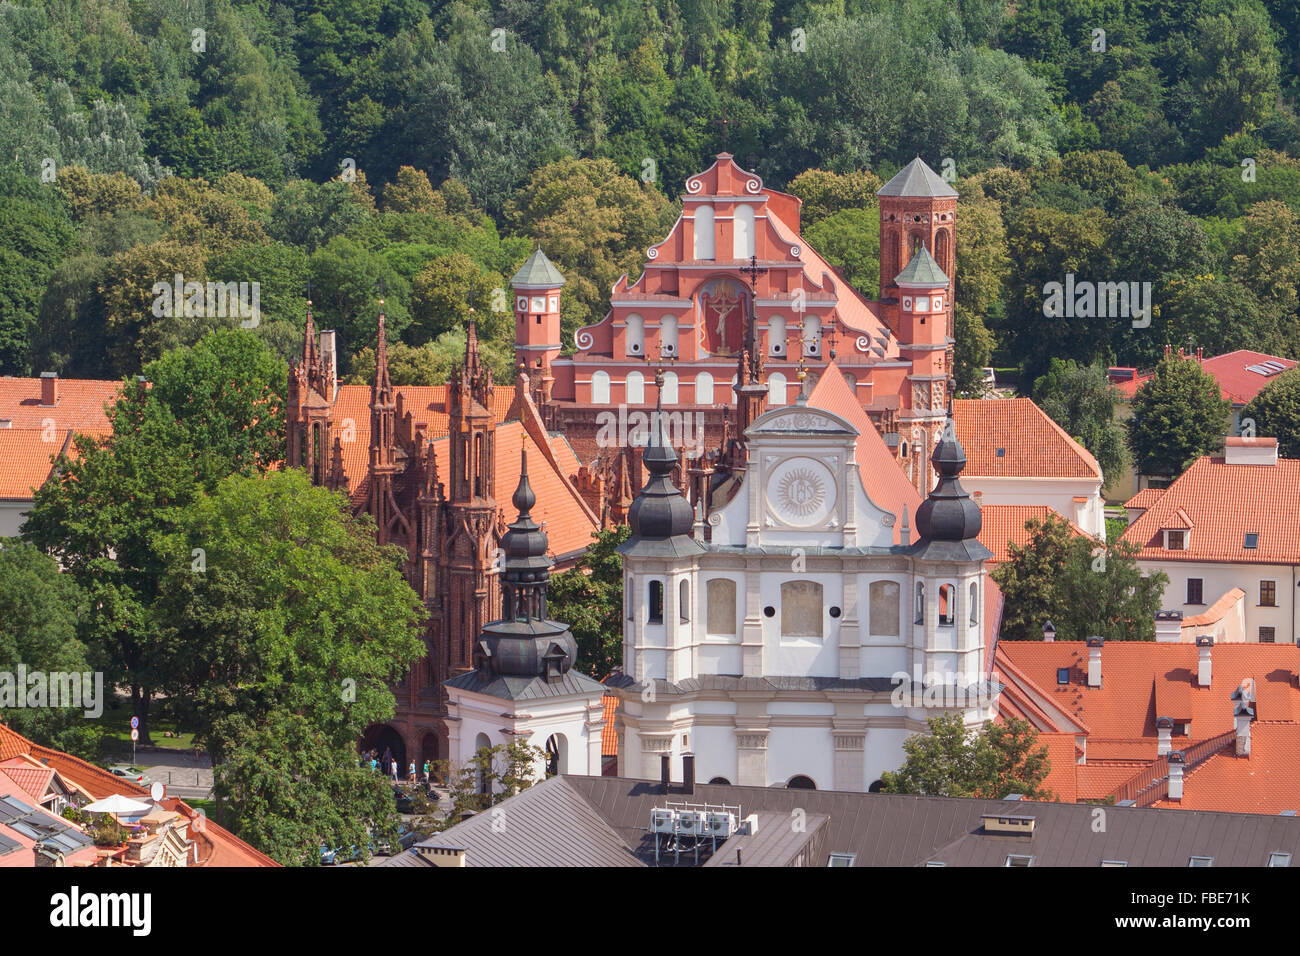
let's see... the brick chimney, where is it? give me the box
[39,371,58,407]
[1086,636,1104,688]
[1167,750,1185,801]
[1156,716,1173,755]
[1196,636,1213,687]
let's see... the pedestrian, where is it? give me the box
[422,760,430,786]
[408,760,416,783]
[390,759,398,782]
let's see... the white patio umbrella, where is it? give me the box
[82,794,152,823]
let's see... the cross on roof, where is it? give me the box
[741,254,767,292]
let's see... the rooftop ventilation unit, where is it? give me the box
[703,812,736,839]
[650,809,677,834]
[675,811,705,837]
[982,814,1037,835]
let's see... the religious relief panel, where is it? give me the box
[911,381,930,411]
[764,456,837,528]
[699,278,748,356]
[931,378,945,411]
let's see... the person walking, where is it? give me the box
[408,760,416,783]
[422,760,430,787]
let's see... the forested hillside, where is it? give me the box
[2,0,1299,388]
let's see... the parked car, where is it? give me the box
[392,785,415,814]
[108,766,151,787]
[373,824,418,856]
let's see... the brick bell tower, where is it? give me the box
[512,246,565,411]
[877,158,958,494]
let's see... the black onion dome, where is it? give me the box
[627,408,694,541]
[472,450,579,681]
[914,417,982,542]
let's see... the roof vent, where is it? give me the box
[982,814,1036,835]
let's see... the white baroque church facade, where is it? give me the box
[608,366,997,792]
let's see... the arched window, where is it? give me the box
[659,315,678,358]
[935,228,952,277]
[915,582,926,624]
[706,578,737,635]
[868,779,884,793]
[626,370,645,404]
[694,371,714,405]
[591,369,610,404]
[648,580,664,624]
[734,204,755,259]
[869,581,900,636]
[768,315,786,356]
[625,313,645,356]
[939,584,955,626]
[787,775,816,790]
[679,580,690,623]
[969,581,979,625]
[474,733,492,794]
[708,777,731,785]
[781,580,823,639]
[661,371,679,405]
[693,205,715,260]
[768,371,787,406]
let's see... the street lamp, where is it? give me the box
[1043,620,1057,643]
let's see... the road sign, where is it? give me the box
[130,717,139,729]
[130,728,139,741]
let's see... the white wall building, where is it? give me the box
[1122,438,1300,645]
[610,369,997,792]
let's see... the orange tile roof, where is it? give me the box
[0,377,121,429]
[954,398,1102,480]
[1150,723,1300,813]
[1184,588,1245,628]
[0,760,56,802]
[1038,733,1080,803]
[1120,455,1300,564]
[0,720,277,866]
[600,695,619,757]
[1124,487,1165,511]
[978,504,1088,564]
[996,641,1300,742]
[807,363,922,542]
[0,429,68,499]
[1075,762,1153,800]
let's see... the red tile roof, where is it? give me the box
[1183,588,1245,628]
[995,641,1300,808]
[978,504,1088,564]
[0,720,277,866]
[954,399,1102,480]
[1123,487,1165,511]
[600,695,619,757]
[0,377,121,430]
[0,759,56,803]
[1113,350,1297,404]
[807,363,922,542]
[1119,455,1300,564]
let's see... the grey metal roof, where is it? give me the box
[511,247,566,288]
[443,668,606,701]
[419,777,642,867]
[372,848,433,867]
[561,777,1300,867]
[893,245,949,286]
[877,158,958,198]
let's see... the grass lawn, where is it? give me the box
[98,695,197,756]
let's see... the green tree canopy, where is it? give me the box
[880,713,1053,800]
[1126,353,1233,478]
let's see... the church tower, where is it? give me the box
[367,301,412,548]
[512,247,565,407]
[894,246,952,492]
[287,297,336,484]
[444,450,607,778]
[440,320,500,684]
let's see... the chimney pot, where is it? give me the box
[39,371,57,407]
[1086,636,1103,688]
[1156,716,1173,756]
[1167,750,1185,800]
[1196,636,1213,687]
[1234,702,1254,757]
[1154,610,1183,643]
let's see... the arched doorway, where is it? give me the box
[786,775,817,790]
[360,724,406,778]
[544,734,567,777]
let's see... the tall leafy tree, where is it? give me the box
[1032,359,1127,485]
[1126,353,1233,478]
[1242,367,1300,458]
[880,713,1053,800]
[548,526,631,679]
